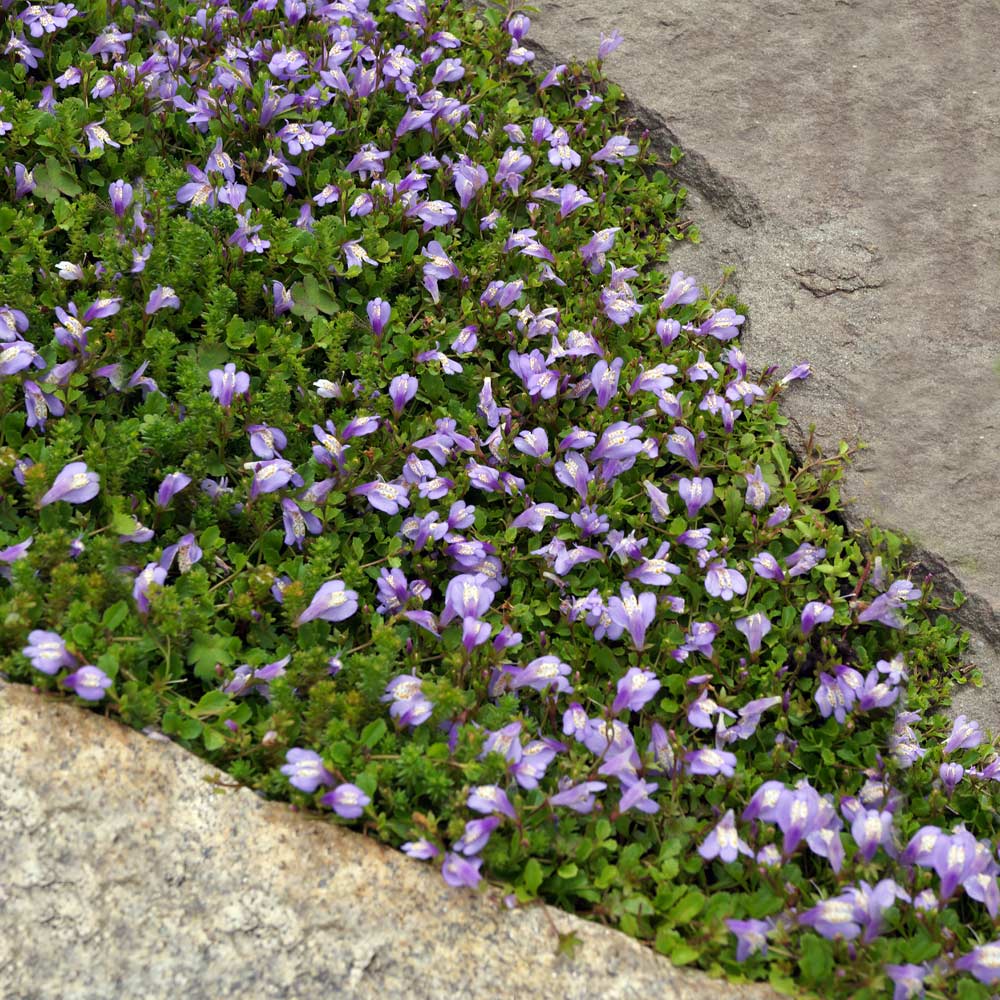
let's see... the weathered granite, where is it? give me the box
[523,0,1000,729]
[0,682,780,1000]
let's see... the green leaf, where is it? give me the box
[360,718,387,748]
[798,934,833,986]
[401,228,419,264]
[522,858,543,894]
[101,601,130,631]
[772,441,792,483]
[668,889,706,924]
[178,718,203,740]
[203,728,226,751]
[191,690,231,717]
[110,511,141,536]
[668,944,700,966]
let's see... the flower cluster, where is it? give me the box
[0,1,995,996]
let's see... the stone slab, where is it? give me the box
[0,682,780,1000]
[524,0,1000,727]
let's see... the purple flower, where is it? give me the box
[954,941,1000,984]
[389,374,418,417]
[0,305,29,340]
[87,22,131,62]
[590,357,623,408]
[467,784,517,820]
[607,583,657,650]
[441,852,483,889]
[22,630,75,675]
[597,29,625,59]
[107,179,133,218]
[699,810,753,863]
[699,307,745,340]
[591,135,639,165]
[612,667,661,715]
[815,673,850,724]
[352,480,410,515]
[367,297,391,338]
[160,534,203,574]
[320,783,370,819]
[382,675,434,728]
[281,499,322,549]
[858,579,920,629]
[145,285,180,314]
[785,543,826,578]
[454,817,500,856]
[726,918,773,962]
[511,502,567,532]
[678,476,714,517]
[510,656,573,695]
[944,714,983,755]
[626,542,679,586]
[744,465,771,510]
[82,297,122,323]
[452,158,488,209]
[644,481,671,522]
[52,304,91,352]
[246,459,299,499]
[295,580,359,626]
[24,380,65,431]
[495,146,532,194]
[248,425,287,460]
[666,426,699,469]
[685,748,737,777]
[63,665,112,701]
[884,964,928,1000]
[858,669,898,712]
[208,363,250,408]
[619,778,660,815]
[743,781,788,823]
[734,612,772,654]
[402,839,440,861]
[14,162,36,199]
[39,461,100,507]
[686,351,718,383]
[661,271,701,309]
[800,600,834,636]
[133,562,167,614]
[798,895,863,941]
[549,781,606,814]
[270,281,294,316]
[590,421,644,462]
[0,340,42,375]
[421,240,460,303]
[704,560,748,601]
[780,363,813,386]
[579,227,619,274]
[851,808,895,862]
[155,471,191,509]
[280,748,333,793]
[766,503,791,528]
[939,762,965,797]
[776,784,823,854]
[83,121,120,153]
[554,451,591,500]
[441,573,495,625]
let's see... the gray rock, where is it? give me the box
[523,0,1000,728]
[0,683,780,1000]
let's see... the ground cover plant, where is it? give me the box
[2,0,999,996]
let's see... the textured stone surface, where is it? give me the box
[524,0,1000,727]
[0,683,779,1000]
